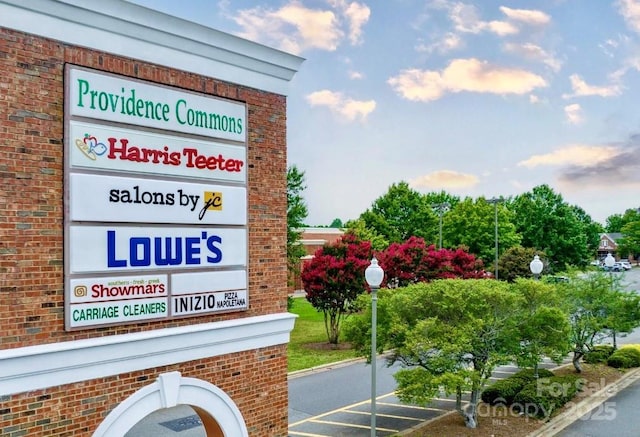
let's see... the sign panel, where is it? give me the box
[68,121,246,182]
[68,226,247,273]
[64,66,249,330]
[69,67,246,142]
[172,289,248,316]
[69,274,169,303]
[69,297,168,328]
[70,173,247,225]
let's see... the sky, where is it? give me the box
[126,0,640,227]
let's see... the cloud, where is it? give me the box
[563,74,622,98]
[517,144,619,168]
[558,135,640,187]
[499,6,551,26]
[484,20,519,36]
[232,0,370,54]
[617,0,640,33]
[388,58,547,101]
[503,43,562,71]
[306,90,376,121]
[447,2,518,35]
[329,0,370,45]
[517,139,640,189]
[416,33,463,54]
[431,2,549,36]
[564,104,583,124]
[409,170,479,189]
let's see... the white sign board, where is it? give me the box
[69,274,169,303]
[69,298,169,328]
[69,226,247,273]
[70,173,247,225]
[65,66,249,330]
[172,290,248,317]
[68,121,246,183]
[171,270,247,295]
[69,67,246,142]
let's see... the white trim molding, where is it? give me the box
[0,0,304,95]
[93,371,249,437]
[0,313,297,396]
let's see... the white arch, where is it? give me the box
[93,371,248,437]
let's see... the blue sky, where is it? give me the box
[127,0,640,227]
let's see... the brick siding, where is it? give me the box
[0,27,289,436]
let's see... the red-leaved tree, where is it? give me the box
[378,236,485,287]
[301,233,374,345]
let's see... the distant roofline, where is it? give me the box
[298,227,344,234]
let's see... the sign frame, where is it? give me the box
[63,65,250,331]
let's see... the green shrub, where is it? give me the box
[287,295,295,311]
[481,368,554,405]
[584,345,615,364]
[513,375,584,419]
[481,379,524,405]
[512,382,555,418]
[512,368,554,380]
[620,344,640,354]
[607,347,640,368]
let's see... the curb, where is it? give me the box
[287,356,367,380]
[287,352,394,380]
[526,366,640,437]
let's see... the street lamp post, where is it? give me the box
[432,202,450,249]
[487,197,502,279]
[530,254,543,280]
[365,257,384,437]
[604,252,615,271]
[604,253,616,347]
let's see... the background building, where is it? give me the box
[290,227,344,292]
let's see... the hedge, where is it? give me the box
[607,347,640,369]
[512,374,585,419]
[481,368,554,405]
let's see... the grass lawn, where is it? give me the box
[287,297,360,372]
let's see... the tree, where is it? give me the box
[510,185,598,272]
[287,166,308,284]
[359,182,437,244]
[572,204,603,259]
[511,279,571,377]
[606,208,640,232]
[558,272,640,372]
[377,236,484,287]
[443,197,521,267]
[385,280,521,428]
[301,234,373,345]
[423,190,460,210]
[344,277,581,428]
[329,218,343,228]
[497,246,543,282]
[618,221,640,261]
[343,218,389,251]
[601,274,640,348]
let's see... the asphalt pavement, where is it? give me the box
[287,355,569,436]
[556,376,640,437]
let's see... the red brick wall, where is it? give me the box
[0,27,289,436]
[1,346,288,436]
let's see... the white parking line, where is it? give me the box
[310,418,397,433]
